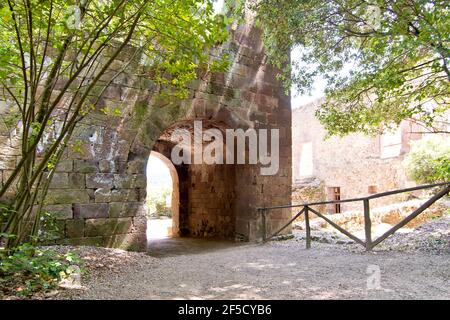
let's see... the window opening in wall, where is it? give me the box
[299,142,313,177]
[368,185,378,194]
[327,186,342,214]
[380,126,402,158]
[332,187,341,214]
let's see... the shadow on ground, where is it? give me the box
[147,237,242,257]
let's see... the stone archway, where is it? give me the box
[0,24,293,251]
[147,120,238,240]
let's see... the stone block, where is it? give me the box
[109,202,144,218]
[248,110,267,123]
[44,190,90,205]
[74,203,109,219]
[132,216,147,234]
[0,156,16,170]
[115,161,128,173]
[49,172,69,189]
[136,188,146,201]
[233,64,253,77]
[42,204,73,219]
[0,169,12,186]
[99,160,114,173]
[91,140,130,163]
[68,143,93,160]
[62,236,103,246]
[114,174,146,189]
[66,219,84,238]
[55,160,73,172]
[69,173,86,189]
[94,188,138,203]
[86,173,114,189]
[103,232,147,251]
[85,218,133,237]
[103,84,123,100]
[72,124,105,144]
[126,159,146,174]
[74,160,99,173]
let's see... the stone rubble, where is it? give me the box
[294,215,450,255]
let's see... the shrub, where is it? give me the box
[36,211,63,243]
[147,187,172,218]
[0,242,82,298]
[403,136,450,184]
[1,208,62,246]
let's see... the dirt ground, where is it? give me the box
[55,235,450,300]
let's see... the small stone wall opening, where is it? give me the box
[326,186,341,214]
[146,151,179,240]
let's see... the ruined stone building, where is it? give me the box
[0,24,292,250]
[292,99,432,213]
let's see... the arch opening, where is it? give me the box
[146,151,180,240]
[146,121,238,244]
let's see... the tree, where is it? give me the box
[147,186,172,218]
[403,135,450,183]
[0,0,229,248]
[254,0,450,136]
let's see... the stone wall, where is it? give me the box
[186,163,236,238]
[291,178,326,218]
[0,23,292,250]
[292,100,423,213]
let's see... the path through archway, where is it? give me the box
[146,151,180,240]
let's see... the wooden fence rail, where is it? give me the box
[258,182,450,251]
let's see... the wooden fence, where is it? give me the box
[258,182,450,251]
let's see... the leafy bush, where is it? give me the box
[36,211,63,243]
[403,136,450,184]
[147,187,172,218]
[0,242,82,298]
[0,203,15,225]
[1,208,62,247]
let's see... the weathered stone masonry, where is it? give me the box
[0,24,292,250]
[291,100,426,214]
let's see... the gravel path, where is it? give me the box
[57,238,450,300]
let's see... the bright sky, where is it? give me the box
[291,78,326,108]
[147,154,172,190]
[290,47,326,109]
[213,0,224,13]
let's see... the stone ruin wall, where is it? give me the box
[292,100,423,215]
[0,23,292,250]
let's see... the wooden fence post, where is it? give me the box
[371,184,450,248]
[363,199,372,251]
[261,209,267,242]
[305,206,311,249]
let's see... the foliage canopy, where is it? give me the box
[255,0,450,135]
[0,0,230,247]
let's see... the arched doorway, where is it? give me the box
[11,22,292,251]
[150,121,238,240]
[146,151,180,239]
